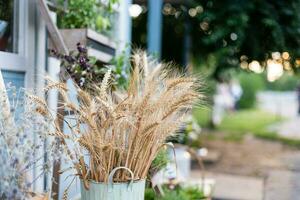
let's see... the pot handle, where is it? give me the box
[161,142,178,179]
[108,167,134,192]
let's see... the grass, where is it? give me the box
[193,108,300,148]
[218,109,279,133]
[218,109,280,141]
[255,131,300,148]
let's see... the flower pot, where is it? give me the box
[80,167,146,200]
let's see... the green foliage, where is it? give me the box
[57,0,118,34]
[57,0,96,29]
[238,72,265,109]
[150,149,169,174]
[96,15,111,31]
[0,1,13,20]
[145,188,156,200]
[145,185,205,200]
[109,50,130,89]
[191,0,300,77]
[178,187,205,200]
[193,107,212,128]
[132,1,300,77]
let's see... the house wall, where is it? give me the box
[0,0,48,193]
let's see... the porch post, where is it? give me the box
[147,0,163,59]
[117,0,132,55]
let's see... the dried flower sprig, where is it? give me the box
[0,86,58,199]
[50,43,102,89]
[35,51,202,185]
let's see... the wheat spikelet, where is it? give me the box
[166,77,196,91]
[77,88,92,106]
[140,122,159,135]
[27,94,48,109]
[100,69,112,100]
[35,106,49,116]
[44,82,68,92]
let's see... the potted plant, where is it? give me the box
[51,0,119,63]
[34,51,201,199]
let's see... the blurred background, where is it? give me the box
[126,2,300,198]
[2,0,300,199]
[130,1,300,199]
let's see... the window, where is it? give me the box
[1,70,25,117]
[0,0,28,89]
[1,69,24,87]
[0,0,18,53]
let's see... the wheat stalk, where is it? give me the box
[32,51,202,184]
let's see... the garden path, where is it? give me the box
[266,149,300,200]
[199,133,300,199]
[191,91,300,199]
[189,171,264,200]
[273,117,300,139]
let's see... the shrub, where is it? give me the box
[145,185,205,200]
[238,72,265,109]
[265,73,299,91]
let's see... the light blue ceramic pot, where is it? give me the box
[80,167,146,200]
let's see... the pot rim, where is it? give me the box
[80,178,146,185]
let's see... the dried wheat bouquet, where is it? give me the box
[36,51,202,185]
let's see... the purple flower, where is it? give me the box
[78,56,86,64]
[77,43,87,53]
